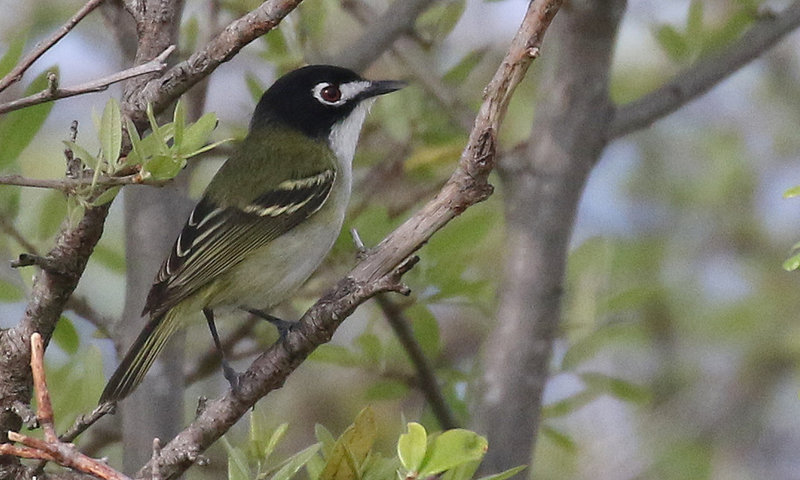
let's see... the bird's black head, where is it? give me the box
[250,65,405,139]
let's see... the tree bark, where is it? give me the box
[475,0,626,473]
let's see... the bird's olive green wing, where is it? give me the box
[142,168,336,318]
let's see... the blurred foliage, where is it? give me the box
[222,408,523,480]
[1,0,799,479]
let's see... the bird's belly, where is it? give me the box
[204,204,346,312]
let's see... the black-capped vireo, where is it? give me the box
[100,65,405,403]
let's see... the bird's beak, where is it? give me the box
[361,79,407,99]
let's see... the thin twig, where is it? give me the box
[59,402,116,445]
[0,171,161,191]
[66,295,116,339]
[0,0,107,93]
[375,294,459,430]
[30,333,57,442]
[0,45,175,115]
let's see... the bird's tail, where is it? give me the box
[99,307,184,404]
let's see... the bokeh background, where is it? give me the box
[1,0,800,478]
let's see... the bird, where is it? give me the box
[99,65,405,403]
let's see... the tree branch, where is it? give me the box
[123,0,304,121]
[0,45,174,115]
[375,294,458,430]
[610,0,800,138]
[138,2,563,478]
[0,0,107,93]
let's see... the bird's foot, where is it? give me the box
[220,358,241,393]
[245,308,296,340]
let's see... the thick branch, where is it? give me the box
[0,0,106,93]
[139,2,563,478]
[0,46,174,115]
[476,0,625,474]
[610,0,800,138]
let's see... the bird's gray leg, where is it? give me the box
[244,308,295,340]
[203,308,240,390]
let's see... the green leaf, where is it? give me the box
[418,430,487,476]
[397,422,427,473]
[315,424,337,458]
[580,372,651,404]
[100,98,122,167]
[686,0,704,40]
[124,118,144,166]
[270,443,322,480]
[417,0,466,40]
[262,422,289,463]
[92,243,126,273]
[0,279,22,301]
[246,73,265,101]
[91,186,121,206]
[443,49,487,85]
[364,379,409,401]
[0,67,58,169]
[181,111,218,155]
[222,436,252,480]
[475,465,527,480]
[143,154,184,181]
[0,35,26,78]
[52,317,80,355]
[540,426,577,453]
[0,186,20,217]
[36,190,66,240]
[783,251,800,271]
[783,185,800,198]
[541,390,598,419]
[319,407,377,480]
[654,25,688,62]
[172,99,186,153]
[411,305,440,358]
[309,344,361,367]
[356,332,382,365]
[182,16,199,52]
[184,138,231,158]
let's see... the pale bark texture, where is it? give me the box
[475,0,627,472]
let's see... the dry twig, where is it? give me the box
[0,333,131,480]
[0,0,107,93]
[0,45,174,115]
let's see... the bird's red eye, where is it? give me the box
[320,84,341,103]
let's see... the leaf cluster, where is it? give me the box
[224,407,524,480]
